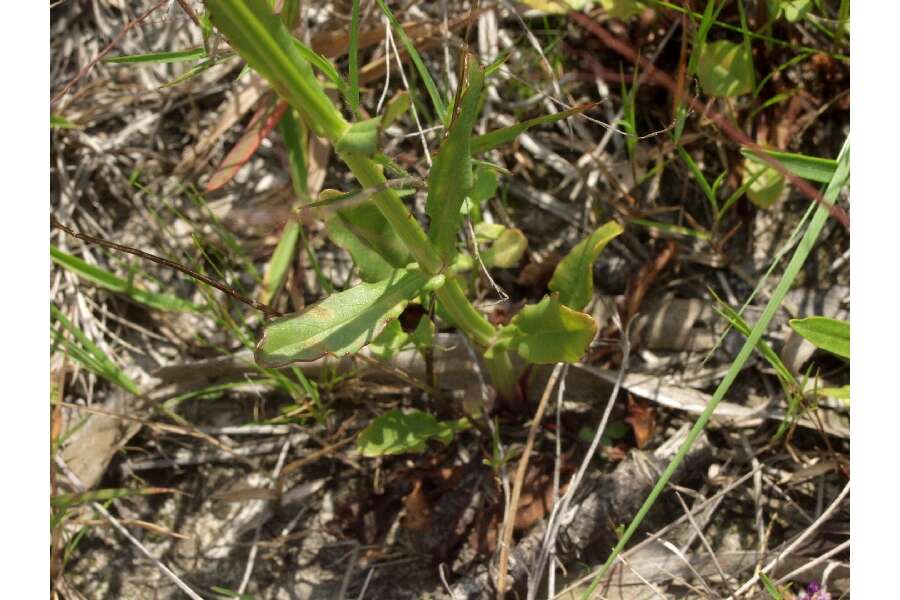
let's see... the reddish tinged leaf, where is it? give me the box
[625,395,656,449]
[402,479,432,532]
[205,98,289,192]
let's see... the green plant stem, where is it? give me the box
[484,348,519,401]
[340,152,443,275]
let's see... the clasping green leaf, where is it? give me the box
[255,269,444,367]
[426,53,485,261]
[492,294,597,364]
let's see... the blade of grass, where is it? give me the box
[51,246,203,313]
[741,147,838,184]
[105,47,207,64]
[51,304,141,396]
[629,218,710,241]
[581,136,850,598]
[374,0,448,126]
[676,144,716,214]
[470,103,595,155]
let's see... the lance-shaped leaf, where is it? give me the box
[549,221,624,311]
[741,147,837,184]
[470,103,595,156]
[426,53,484,261]
[789,316,850,359]
[493,294,597,364]
[255,269,445,367]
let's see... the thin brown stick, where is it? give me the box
[51,216,284,317]
[568,11,850,231]
[496,363,566,597]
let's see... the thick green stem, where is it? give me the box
[485,348,520,401]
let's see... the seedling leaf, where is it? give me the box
[697,40,754,97]
[743,157,785,208]
[357,409,469,457]
[482,228,528,268]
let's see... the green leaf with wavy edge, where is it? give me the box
[50,246,203,313]
[741,147,837,183]
[493,294,597,364]
[255,269,445,367]
[697,40,755,97]
[470,103,593,155]
[548,221,624,311]
[426,53,484,261]
[357,409,469,457]
[789,316,850,359]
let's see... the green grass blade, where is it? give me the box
[160,54,236,88]
[51,304,141,395]
[710,289,796,386]
[105,47,206,64]
[51,246,203,313]
[581,135,850,597]
[470,103,593,155]
[629,218,710,241]
[677,144,716,212]
[52,487,175,509]
[374,0,447,126]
